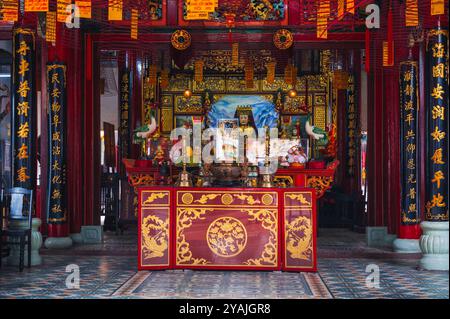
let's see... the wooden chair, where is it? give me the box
[0,187,33,272]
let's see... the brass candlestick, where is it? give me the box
[176,162,193,187]
[240,135,250,186]
[260,126,273,188]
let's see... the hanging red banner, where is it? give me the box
[431,0,445,15]
[383,41,394,67]
[24,0,49,12]
[346,0,355,14]
[131,9,138,40]
[317,0,330,39]
[1,0,18,22]
[387,8,394,65]
[338,0,345,20]
[75,1,92,19]
[405,0,418,27]
[108,0,123,21]
[46,11,57,43]
[57,0,71,23]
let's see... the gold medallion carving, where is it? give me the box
[286,216,313,261]
[207,217,247,258]
[171,29,191,50]
[221,194,234,205]
[181,193,193,205]
[273,29,293,50]
[262,194,274,206]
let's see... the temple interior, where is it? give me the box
[0,0,448,300]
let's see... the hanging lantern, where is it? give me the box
[57,0,71,22]
[194,60,204,83]
[160,69,169,89]
[75,1,92,19]
[225,13,236,42]
[24,0,49,12]
[131,9,138,40]
[266,61,276,84]
[405,0,419,27]
[338,0,345,20]
[46,11,57,43]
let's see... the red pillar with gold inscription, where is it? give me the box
[44,23,72,249]
[393,58,421,253]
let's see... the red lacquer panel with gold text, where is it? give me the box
[138,188,172,270]
[282,190,317,271]
[175,189,280,270]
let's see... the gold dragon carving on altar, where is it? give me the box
[141,215,169,259]
[129,174,154,187]
[306,176,333,198]
[285,216,313,261]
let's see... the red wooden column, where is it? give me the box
[366,42,385,229]
[83,33,101,227]
[65,27,83,237]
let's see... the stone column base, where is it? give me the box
[70,233,83,244]
[419,221,449,271]
[44,237,73,249]
[393,238,421,253]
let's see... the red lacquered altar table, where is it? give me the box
[138,187,317,272]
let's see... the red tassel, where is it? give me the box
[387,8,393,65]
[365,29,370,73]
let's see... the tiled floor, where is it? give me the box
[0,228,448,299]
